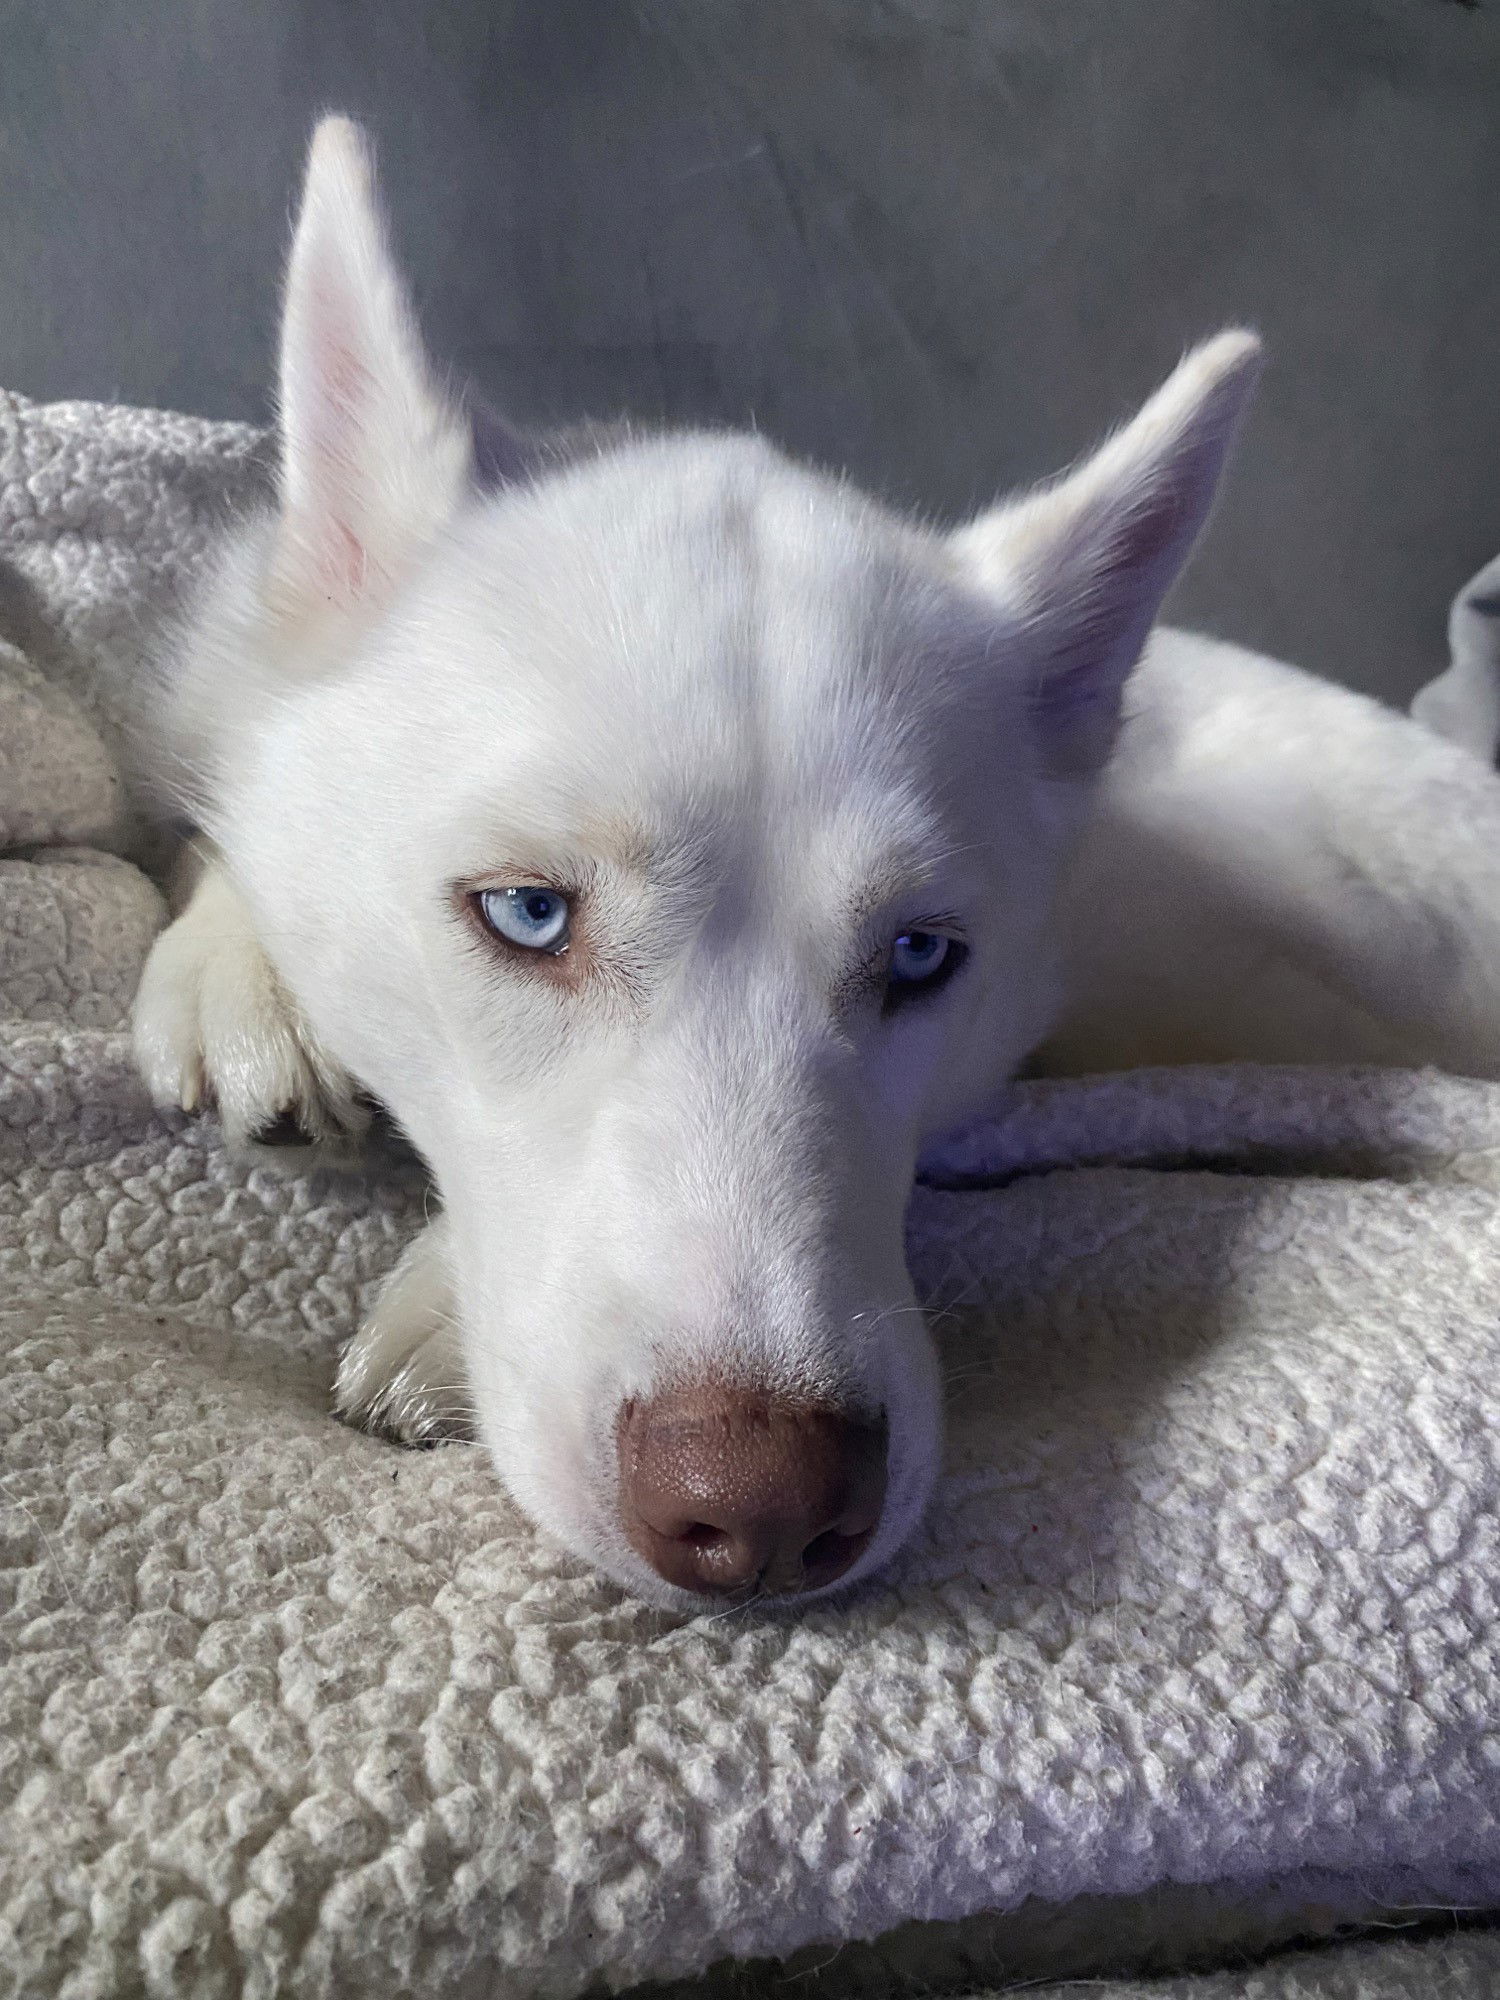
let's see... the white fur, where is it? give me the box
[132,117,1500,1608]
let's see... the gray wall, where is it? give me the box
[2,0,1497,704]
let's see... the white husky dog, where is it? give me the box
[133,118,1500,1608]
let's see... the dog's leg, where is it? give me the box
[132,841,369,1155]
[334,1218,473,1444]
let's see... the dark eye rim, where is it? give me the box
[881,933,969,1016]
[472,886,572,955]
[476,885,571,953]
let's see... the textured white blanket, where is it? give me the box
[2,387,1499,1996]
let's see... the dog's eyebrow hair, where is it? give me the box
[844,847,948,929]
[467,816,665,887]
[576,816,673,879]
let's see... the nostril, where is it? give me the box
[680,1522,729,1552]
[670,1520,869,1591]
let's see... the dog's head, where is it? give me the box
[203,120,1258,1608]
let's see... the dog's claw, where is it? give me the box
[249,1108,320,1149]
[176,1059,203,1117]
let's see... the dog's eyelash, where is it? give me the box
[905,911,967,941]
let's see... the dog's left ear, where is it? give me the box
[950,331,1262,776]
[272,117,477,620]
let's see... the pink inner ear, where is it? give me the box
[294,278,379,601]
[324,517,369,600]
[1028,643,1131,779]
[1024,480,1204,778]
[1117,472,1191,562]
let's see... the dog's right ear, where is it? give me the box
[272,117,476,621]
[950,331,1261,778]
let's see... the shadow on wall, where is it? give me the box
[1,0,1497,704]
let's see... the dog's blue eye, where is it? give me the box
[890,931,950,983]
[883,929,967,1014]
[477,886,570,953]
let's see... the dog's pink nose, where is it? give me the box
[617,1388,887,1597]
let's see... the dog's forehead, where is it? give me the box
[336,432,1030,910]
[417,433,1001,791]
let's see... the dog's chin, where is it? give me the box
[485,1416,941,1618]
[536,1493,933,1618]
[467,1312,946,1613]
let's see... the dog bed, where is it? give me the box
[3,386,1500,1998]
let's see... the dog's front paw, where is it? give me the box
[132,857,368,1157]
[335,1220,473,1445]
